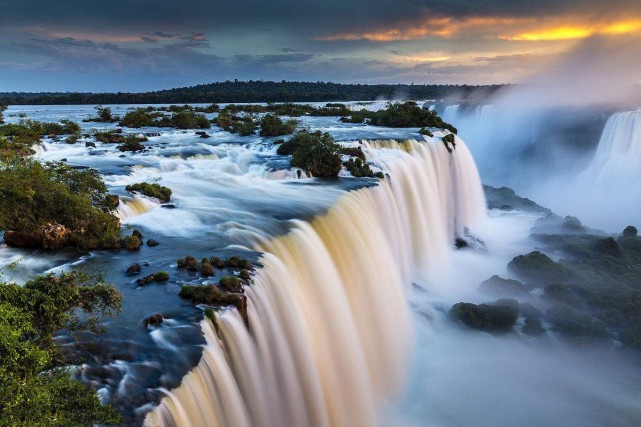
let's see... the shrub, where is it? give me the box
[441,133,456,152]
[118,134,147,152]
[0,160,121,250]
[0,104,6,124]
[94,131,125,143]
[169,111,211,129]
[239,269,251,280]
[259,114,298,136]
[179,284,247,320]
[210,256,225,269]
[219,276,243,293]
[231,116,258,136]
[124,235,142,250]
[224,256,252,270]
[154,271,169,282]
[119,108,163,127]
[215,110,233,128]
[200,262,215,277]
[125,182,172,203]
[279,130,342,177]
[359,101,457,133]
[419,127,433,137]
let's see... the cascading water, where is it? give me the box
[443,104,460,123]
[584,110,641,182]
[145,138,486,427]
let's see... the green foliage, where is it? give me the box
[0,104,6,124]
[419,127,433,137]
[87,106,118,123]
[178,284,246,320]
[0,271,122,425]
[215,110,233,128]
[278,130,342,177]
[94,130,125,143]
[123,235,142,251]
[0,119,81,146]
[347,101,458,133]
[441,133,456,152]
[119,108,163,127]
[218,276,243,293]
[0,160,121,250]
[125,182,172,203]
[231,116,258,136]
[449,302,518,333]
[168,110,211,129]
[118,134,147,152]
[259,114,298,136]
[224,256,252,270]
[154,271,169,282]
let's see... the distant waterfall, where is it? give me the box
[585,110,641,181]
[443,104,460,123]
[145,138,486,427]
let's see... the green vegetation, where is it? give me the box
[231,116,258,136]
[168,110,211,129]
[118,134,147,152]
[277,130,342,177]
[154,271,169,282]
[119,108,164,128]
[200,261,215,277]
[0,271,122,425]
[219,276,243,293]
[85,106,119,123]
[123,235,142,251]
[419,127,433,137]
[0,104,6,123]
[0,160,121,250]
[0,81,502,105]
[441,133,456,152]
[94,130,125,143]
[125,182,172,203]
[179,284,247,321]
[0,119,80,146]
[449,301,519,333]
[259,114,298,136]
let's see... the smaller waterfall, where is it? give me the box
[443,105,460,123]
[117,196,160,219]
[585,110,641,181]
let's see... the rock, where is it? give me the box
[487,298,520,311]
[522,318,545,335]
[144,314,163,327]
[455,238,469,249]
[519,302,543,318]
[195,131,211,138]
[623,225,638,237]
[153,271,169,282]
[594,237,624,258]
[161,204,176,209]
[177,258,186,268]
[479,275,528,297]
[3,230,42,248]
[41,223,71,250]
[126,264,141,275]
[507,251,571,285]
[499,204,514,211]
[85,141,96,148]
[562,216,586,233]
[136,274,155,286]
[147,239,159,247]
[132,229,143,239]
[239,269,251,280]
[219,276,243,293]
[543,283,569,300]
[545,303,576,325]
[449,302,518,333]
[123,235,142,251]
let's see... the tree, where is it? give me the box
[0,104,7,124]
[0,271,122,425]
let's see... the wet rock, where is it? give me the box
[522,318,545,335]
[3,230,42,248]
[132,229,143,239]
[499,204,514,211]
[126,263,141,275]
[123,235,142,251]
[85,141,96,148]
[455,238,469,249]
[147,239,159,247]
[449,302,518,333]
[40,223,70,250]
[153,271,169,282]
[562,216,586,233]
[200,261,214,277]
[136,274,155,286]
[161,204,176,209]
[479,275,528,297]
[507,251,571,285]
[185,255,199,271]
[519,302,543,318]
[195,131,211,138]
[144,314,163,327]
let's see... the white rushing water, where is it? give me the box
[145,138,486,427]
[584,110,641,182]
[443,105,460,123]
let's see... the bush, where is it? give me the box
[118,134,147,152]
[200,262,215,277]
[623,225,638,237]
[154,271,169,282]
[125,182,172,203]
[94,130,125,143]
[259,114,298,136]
[239,269,251,280]
[123,235,142,250]
[231,116,258,136]
[0,271,122,425]
[0,104,6,124]
[179,284,247,321]
[419,127,433,137]
[0,160,121,250]
[219,276,243,293]
[168,111,211,129]
[357,101,457,133]
[119,108,163,127]
[441,133,456,152]
[210,256,225,269]
[279,130,342,177]
[224,256,252,270]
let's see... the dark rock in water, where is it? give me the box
[132,229,143,239]
[479,275,528,297]
[136,274,155,286]
[487,298,520,310]
[177,258,186,268]
[144,314,163,327]
[499,204,514,211]
[153,271,169,282]
[147,239,159,247]
[594,237,623,258]
[195,131,211,138]
[556,315,610,342]
[126,264,141,275]
[455,238,469,249]
[185,255,199,272]
[89,150,108,156]
[519,302,543,318]
[507,251,571,285]
[60,158,67,162]
[85,141,96,148]
[449,302,518,333]
[123,235,142,251]
[545,303,576,325]
[144,132,161,137]
[562,216,586,233]
[161,204,176,209]
[522,318,545,335]
[41,223,71,250]
[483,185,551,215]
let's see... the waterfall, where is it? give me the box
[117,196,160,219]
[145,138,486,427]
[585,110,641,181]
[443,104,460,123]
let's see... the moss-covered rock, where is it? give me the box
[179,284,247,322]
[200,262,215,277]
[125,182,171,203]
[507,251,571,285]
[123,235,142,251]
[154,271,169,282]
[449,302,518,333]
[522,318,545,336]
[219,276,243,293]
[479,275,528,297]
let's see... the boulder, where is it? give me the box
[136,274,155,286]
[519,302,543,318]
[126,264,141,275]
[594,237,624,258]
[449,302,518,333]
[132,229,143,239]
[144,314,163,327]
[623,225,638,237]
[522,318,545,336]
[147,239,159,247]
[85,141,96,148]
[562,216,585,233]
[3,230,42,248]
[479,275,528,297]
[507,251,571,285]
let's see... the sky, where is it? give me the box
[1,0,641,92]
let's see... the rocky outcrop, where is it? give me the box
[41,223,71,249]
[449,301,518,333]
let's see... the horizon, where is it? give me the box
[2,0,641,92]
